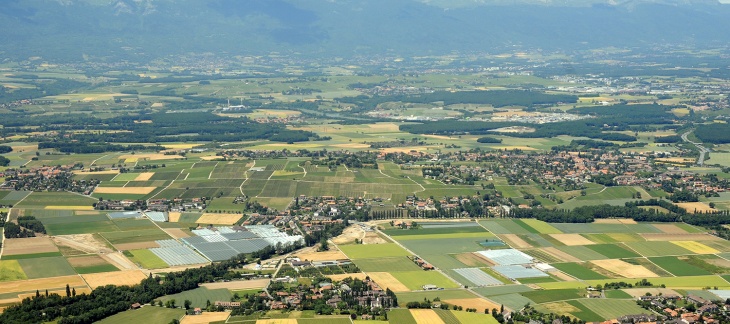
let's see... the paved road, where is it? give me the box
[681,130,710,166]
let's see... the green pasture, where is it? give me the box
[521,288,584,304]
[399,238,486,255]
[352,257,422,272]
[578,299,649,321]
[552,263,608,280]
[387,309,416,324]
[15,192,96,207]
[586,275,730,289]
[0,260,28,281]
[391,271,459,290]
[100,228,171,245]
[473,285,533,297]
[396,289,475,305]
[127,249,169,269]
[488,293,534,311]
[625,241,694,257]
[158,287,232,309]
[97,306,185,324]
[18,256,76,279]
[74,264,120,274]
[338,243,410,259]
[648,256,712,276]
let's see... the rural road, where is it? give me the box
[681,130,710,166]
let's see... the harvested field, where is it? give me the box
[671,241,720,254]
[500,234,532,249]
[642,233,720,241]
[442,298,500,312]
[295,249,348,262]
[677,202,715,213]
[196,213,243,225]
[327,273,368,282]
[202,279,269,290]
[94,187,156,194]
[593,218,637,224]
[168,212,181,222]
[410,309,445,324]
[368,272,409,292]
[134,172,155,181]
[653,224,689,234]
[2,237,58,255]
[180,312,230,324]
[549,234,595,246]
[163,228,190,239]
[67,255,109,267]
[0,275,87,294]
[453,253,494,267]
[622,288,679,298]
[82,270,148,288]
[541,247,581,262]
[17,287,92,300]
[114,241,160,250]
[591,259,658,278]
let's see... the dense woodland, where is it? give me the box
[694,123,730,144]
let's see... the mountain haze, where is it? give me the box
[1,0,729,62]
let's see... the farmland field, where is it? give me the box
[158,287,233,309]
[578,299,648,321]
[552,263,608,280]
[97,306,185,324]
[353,257,422,272]
[391,271,459,290]
[17,257,76,279]
[127,249,169,269]
[338,243,410,259]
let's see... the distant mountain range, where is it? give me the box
[1,0,729,62]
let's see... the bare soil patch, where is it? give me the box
[549,234,595,246]
[332,225,363,245]
[102,251,138,270]
[295,247,348,262]
[623,288,679,298]
[67,255,109,267]
[652,224,688,234]
[114,241,160,250]
[453,253,495,267]
[2,237,58,255]
[541,247,581,262]
[53,234,113,254]
[363,231,388,244]
[591,259,658,278]
[500,234,532,249]
[593,218,636,224]
[163,228,190,239]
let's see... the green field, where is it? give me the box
[625,241,694,257]
[383,225,488,236]
[127,249,169,269]
[352,257,422,272]
[0,260,28,281]
[338,243,410,259]
[585,244,641,259]
[18,256,76,279]
[586,275,730,289]
[472,285,533,297]
[552,263,608,280]
[648,256,712,276]
[1,252,63,260]
[396,289,476,305]
[565,300,604,322]
[521,288,585,304]
[158,287,232,309]
[399,238,486,255]
[390,232,495,241]
[97,306,185,324]
[16,192,96,207]
[101,228,172,245]
[578,299,649,321]
[74,264,120,274]
[488,293,534,311]
[451,310,500,324]
[387,309,416,324]
[518,219,562,234]
[391,271,459,290]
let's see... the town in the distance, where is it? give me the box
[4,1,730,324]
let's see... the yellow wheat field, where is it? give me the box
[367,272,409,292]
[671,241,719,254]
[591,259,658,278]
[410,309,445,324]
[93,187,156,194]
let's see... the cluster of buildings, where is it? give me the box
[1,166,99,194]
